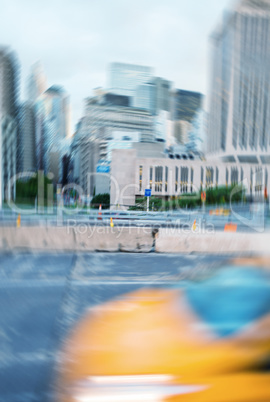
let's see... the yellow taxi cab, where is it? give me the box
[57,259,270,401]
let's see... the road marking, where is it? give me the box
[0,280,178,288]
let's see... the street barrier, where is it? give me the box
[155,230,270,255]
[224,223,237,232]
[16,214,21,228]
[0,226,153,253]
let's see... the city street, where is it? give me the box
[1,0,270,400]
[0,252,231,401]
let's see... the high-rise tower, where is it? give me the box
[27,61,47,104]
[36,86,71,183]
[0,46,19,207]
[208,0,270,165]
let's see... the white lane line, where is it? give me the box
[0,280,176,288]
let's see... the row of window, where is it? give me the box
[139,166,195,194]
[139,165,269,193]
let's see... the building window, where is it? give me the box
[216,167,219,187]
[231,167,239,186]
[262,90,267,149]
[181,167,189,193]
[231,168,234,185]
[165,166,168,192]
[205,167,214,188]
[255,168,263,193]
[185,168,189,193]
[180,167,184,193]
[139,165,143,191]
[201,167,204,188]
[191,168,194,193]
[155,166,163,192]
[149,166,153,190]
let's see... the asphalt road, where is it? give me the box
[0,252,234,402]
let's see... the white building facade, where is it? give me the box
[208,0,270,163]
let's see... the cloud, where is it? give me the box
[0,0,230,131]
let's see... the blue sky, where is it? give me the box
[1,0,231,131]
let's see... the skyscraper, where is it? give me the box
[27,61,47,104]
[208,0,270,163]
[152,77,172,114]
[134,82,156,114]
[109,62,153,100]
[172,89,203,122]
[21,62,48,175]
[17,102,36,173]
[186,108,206,153]
[0,46,19,207]
[36,85,71,182]
[109,63,173,117]
[172,89,203,145]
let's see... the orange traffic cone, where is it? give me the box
[17,214,21,228]
[192,219,197,232]
[110,217,114,228]
[98,204,102,220]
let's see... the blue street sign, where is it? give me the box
[145,189,152,197]
[96,165,110,173]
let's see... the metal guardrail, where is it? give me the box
[0,203,268,224]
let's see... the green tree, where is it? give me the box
[91,193,110,209]
[16,174,53,205]
[128,185,245,212]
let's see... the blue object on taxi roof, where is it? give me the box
[184,266,270,337]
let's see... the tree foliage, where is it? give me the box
[16,175,53,204]
[129,185,245,211]
[91,193,110,209]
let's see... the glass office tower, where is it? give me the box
[109,62,153,99]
